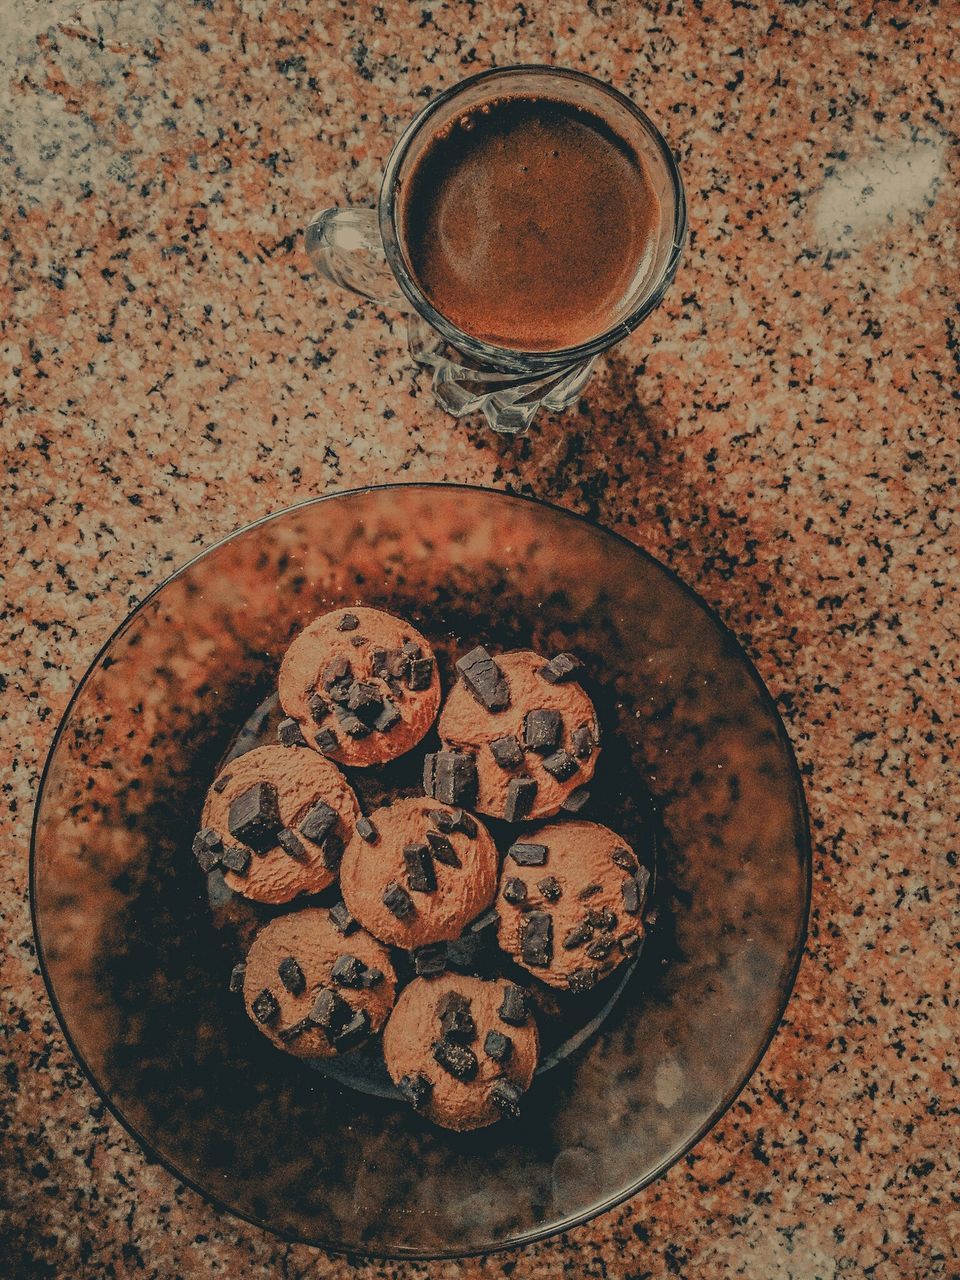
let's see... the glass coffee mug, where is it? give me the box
[306,65,686,435]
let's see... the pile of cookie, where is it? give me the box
[193,607,650,1130]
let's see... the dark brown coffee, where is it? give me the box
[397,93,659,352]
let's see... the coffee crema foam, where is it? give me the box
[398,94,660,352]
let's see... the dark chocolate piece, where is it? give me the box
[499,984,529,1025]
[503,877,528,906]
[373,697,401,733]
[277,716,307,747]
[252,988,279,1024]
[412,943,447,977]
[278,1016,313,1044]
[327,677,352,706]
[350,634,367,648]
[490,1078,523,1118]
[509,841,548,867]
[372,647,408,681]
[471,908,500,934]
[568,967,599,993]
[428,806,455,832]
[308,693,329,724]
[337,612,359,631]
[455,645,511,712]
[489,734,524,769]
[622,878,641,915]
[346,680,383,722]
[428,751,478,806]
[538,652,582,684]
[383,880,414,919]
[578,882,603,900]
[331,954,364,988]
[398,1072,433,1110]
[335,707,373,738]
[438,994,475,1041]
[585,936,616,960]
[523,708,562,754]
[542,749,578,782]
[503,776,537,823]
[192,828,222,871]
[422,753,437,796]
[322,655,351,688]
[483,1029,513,1063]
[360,965,383,989]
[298,800,337,844]
[429,807,476,837]
[425,829,461,867]
[320,830,344,872]
[587,907,618,931]
[333,1007,370,1051]
[227,782,281,853]
[328,901,358,935]
[220,844,251,874]
[455,809,477,837]
[277,828,308,862]
[436,990,468,1017]
[619,931,641,955]
[314,727,339,755]
[407,656,434,691]
[278,956,306,995]
[432,1037,478,1082]
[561,786,590,813]
[212,774,232,794]
[612,846,638,872]
[228,962,246,993]
[562,920,593,949]
[404,843,437,893]
[537,875,562,902]
[520,911,553,967]
[193,845,220,873]
[308,986,351,1033]
[571,724,595,759]
[356,816,378,844]
[635,866,652,914]
[401,640,422,662]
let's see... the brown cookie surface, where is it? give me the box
[339,797,498,949]
[382,974,539,1131]
[200,745,360,904]
[278,606,441,767]
[437,649,599,820]
[241,908,396,1058]
[496,820,649,990]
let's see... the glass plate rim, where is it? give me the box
[30,481,813,1261]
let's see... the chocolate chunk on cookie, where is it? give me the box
[455,645,511,712]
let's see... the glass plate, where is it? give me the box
[31,485,810,1258]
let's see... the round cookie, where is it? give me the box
[198,745,360,904]
[241,909,396,1058]
[383,974,539,1130]
[496,821,650,991]
[436,648,600,821]
[279,606,441,767]
[339,797,499,949]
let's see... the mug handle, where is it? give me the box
[305,208,406,307]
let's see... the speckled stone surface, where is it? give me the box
[1,1,957,1277]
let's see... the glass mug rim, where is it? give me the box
[378,64,688,374]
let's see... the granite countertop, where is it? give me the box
[2,1,957,1277]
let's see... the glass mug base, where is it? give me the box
[406,313,597,435]
[306,67,686,437]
